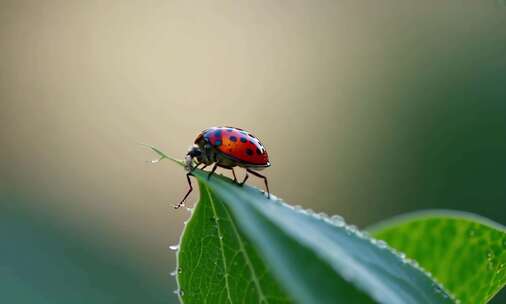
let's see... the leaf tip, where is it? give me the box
[139,142,184,166]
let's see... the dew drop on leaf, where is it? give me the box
[317,212,328,219]
[372,239,387,249]
[169,244,179,251]
[173,289,184,296]
[329,214,345,227]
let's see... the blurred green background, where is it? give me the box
[1,1,505,303]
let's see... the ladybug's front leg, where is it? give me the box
[174,172,193,209]
[191,163,208,172]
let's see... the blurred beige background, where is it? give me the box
[1,1,505,303]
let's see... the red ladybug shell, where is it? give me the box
[198,127,270,166]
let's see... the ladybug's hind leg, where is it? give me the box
[246,169,270,199]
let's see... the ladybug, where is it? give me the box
[175,126,271,209]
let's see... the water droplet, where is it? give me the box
[317,212,328,218]
[487,250,495,262]
[173,289,184,296]
[178,267,183,273]
[374,239,387,249]
[219,236,223,240]
[169,244,179,251]
[329,214,345,226]
[497,264,504,274]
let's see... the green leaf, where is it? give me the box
[174,169,455,304]
[144,145,454,303]
[369,211,506,304]
[176,179,293,303]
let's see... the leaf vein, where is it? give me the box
[206,185,234,304]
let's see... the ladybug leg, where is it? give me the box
[231,168,238,183]
[174,172,193,209]
[207,163,218,180]
[239,171,249,186]
[192,163,207,172]
[246,169,270,199]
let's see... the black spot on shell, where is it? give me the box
[215,140,222,146]
[240,137,247,143]
[229,136,237,142]
[214,130,222,137]
[246,149,253,156]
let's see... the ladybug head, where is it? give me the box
[185,145,202,171]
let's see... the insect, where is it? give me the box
[175,126,271,209]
